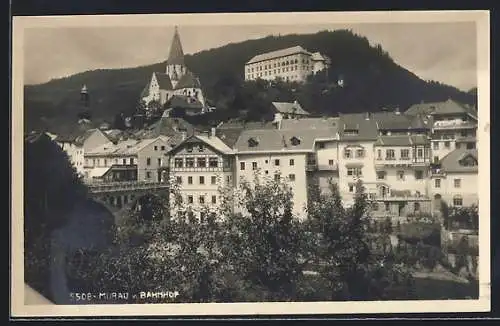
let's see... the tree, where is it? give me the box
[24,133,89,300]
[220,177,305,301]
[307,180,414,300]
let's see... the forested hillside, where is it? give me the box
[24,29,476,132]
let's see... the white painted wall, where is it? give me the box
[430,172,478,207]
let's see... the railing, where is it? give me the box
[317,163,338,171]
[433,121,477,130]
[86,181,169,193]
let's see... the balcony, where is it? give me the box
[86,180,169,194]
[375,157,413,167]
[432,120,477,130]
[317,162,339,171]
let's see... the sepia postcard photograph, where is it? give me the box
[11,10,490,317]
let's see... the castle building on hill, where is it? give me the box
[141,26,208,115]
[244,46,330,83]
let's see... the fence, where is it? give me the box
[86,181,169,194]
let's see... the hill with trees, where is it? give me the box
[24,29,477,132]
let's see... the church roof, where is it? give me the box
[167,95,204,111]
[174,71,202,89]
[154,72,174,90]
[166,26,185,66]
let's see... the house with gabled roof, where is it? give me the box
[430,148,478,208]
[84,136,171,183]
[405,98,478,162]
[164,129,235,222]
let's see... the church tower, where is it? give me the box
[77,84,92,122]
[165,26,187,89]
[80,84,90,107]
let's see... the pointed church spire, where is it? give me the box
[167,26,185,65]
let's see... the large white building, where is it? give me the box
[244,46,330,83]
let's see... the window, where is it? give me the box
[454,179,461,188]
[188,176,193,184]
[197,157,206,168]
[433,142,439,150]
[290,159,295,166]
[212,195,217,204]
[466,143,475,149]
[290,137,301,146]
[226,175,232,183]
[318,143,325,149]
[146,172,151,179]
[122,158,126,165]
[265,160,269,164]
[274,159,280,166]
[188,195,194,204]
[376,171,386,180]
[377,149,382,160]
[199,176,205,184]
[444,141,450,148]
[146,157,151,166]
[240,162,245,170]
[198,196,205,205]
[401,149,410,160]
[130,158,135,165]
[453,196,463,206]
[176,176,182,184]
[328,159,335,166]
[386,149,395,160]
[344,149,352,158]
[186,158,194,168]
[104,159,107,166]
[356,149,365,158]
[187,145,193,153]
[434,178,441,188]
[456,143,461,149]
[397,171,405,180]
[348,184,355,192]
[274,174,280,181]
[252,162,258,170]
[415,170,424,180]
[289,174,296,181]
[414,202,421,212]
[157,158,162,166]
[347,167,362,177]
[174,158,183,168]
[154,146,158,151]
[417,148,423,158]
[161,146,166,151]
[433,156,440,164]
[385,202,390,211]
[209,157,218,167]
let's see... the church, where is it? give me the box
[140,26,210,116]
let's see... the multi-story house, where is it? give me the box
[51,127,111,176]
[84,136,170,183]
[430,148,478,208]
[165,130,235,222]
[233,127,338,219]
[244,46,330,83]
[405,98,478,162]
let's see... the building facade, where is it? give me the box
[165,131,235,222]
[83,136,171,183]
[244,46,330,83]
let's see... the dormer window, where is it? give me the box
[344,129,359,136]
[186,144,193,153]
[459,155,478,167]
[248,137,259,148]
[290,136,301,146]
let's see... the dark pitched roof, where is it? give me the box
[140,82,150,98]
[134,116,196,141]
[374,134,430,146]
[166,26,185,66]
[167,95,204,111]
[405,99,477,120]
[174,72,202,90]
[154,72,173,90]
[49,121,101,145]
[272,101,310,115]
[234,128,337,153]
[338,113,379,141]
[279,117,339,131]
[371,112,412,130]
[440,148,478,173]
[409,114,433,129]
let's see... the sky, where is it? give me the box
[23,22,477,91]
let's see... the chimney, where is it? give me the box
[394,107,400,115]
[365,112,370,120]
[180,131,187,141]
[210,127,216,138]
